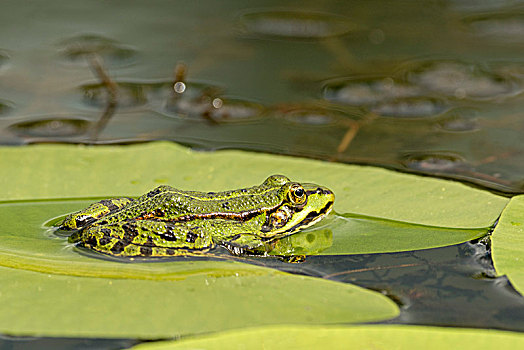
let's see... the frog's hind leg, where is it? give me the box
[60,197,135,230]
[72,220,214,257]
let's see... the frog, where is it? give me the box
[60,175,335,258]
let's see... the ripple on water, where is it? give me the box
[8,117,90,137]
[322,77,422,106]
[464,12,524,42]
[371,97,449,119]
[404,60,522,100]
[0,100,14,117]
[0,50,8,70]
[158,81,227,120]
[204,98,265,123]
[79,81,148,109]
[278,106,351,126]
[402,152,467,173]
[57,34,137,67]
[436,110,480,133]
[238,10,356,39]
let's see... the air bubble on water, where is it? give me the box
[173,82,186,94]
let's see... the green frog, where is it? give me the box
[60,175,335,258]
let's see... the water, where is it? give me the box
[1,0,524,348]
[0,0,523,192]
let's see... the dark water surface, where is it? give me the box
[0,0,523,193]
[1,0,524,348]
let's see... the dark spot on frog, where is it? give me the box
[155,208,164,217]
[146,187,164,198]
[84,235,98,247]
[306,233,315,243]
[165,248,175,255]
[100,199,125,212]
[122,222,139,236]
[145,235,155,246]
[186,231,198,243]
[221,201,230,210]
[99,229,112,245]
[110,241,126,254]
[140,246,152,255]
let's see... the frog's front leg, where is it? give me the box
[70,219,214,257]
[218,234,275,257]
[220,234,309,263]
[60,197,134,230]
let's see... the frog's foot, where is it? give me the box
[278,255,306,263]
[72,219,213,257]
[60,197,135,230]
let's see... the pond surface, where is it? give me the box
[0,0,524,348]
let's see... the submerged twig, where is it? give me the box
[87,54,118,141]
[334,112,378,156]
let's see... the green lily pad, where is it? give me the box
[0,142,507,228]
[130,324,524,350]
[0,199,486,278]
[0,142,509,338]
[0,266,398,338]
[492,195,524,295]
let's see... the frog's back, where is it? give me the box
[98,176,289,223]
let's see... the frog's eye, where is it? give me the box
[288,184,307,205]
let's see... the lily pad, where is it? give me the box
[0,199,487,278]
[492,195,524,294]
[0,142,507,228]
[0,266,398,338]
[131,324,524,350]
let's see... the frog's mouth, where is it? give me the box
[283,199,334,234]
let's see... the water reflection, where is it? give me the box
[8,117,90,138]
[238,10,356,39]
[80,82,148,110]
[370,97,449,118]
[57,34,137,67]
[464,12,524,42]
[323,77,421,106]
[0,99,13,117]
[402,152,468,172]
[404,60,521,100]
[436,113,480,132]
[0,50,8,70]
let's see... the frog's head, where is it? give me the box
[259,180,335,238]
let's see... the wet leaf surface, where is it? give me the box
[0,265,398,338]
[492,195,524,294]
[131,324,524,350]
